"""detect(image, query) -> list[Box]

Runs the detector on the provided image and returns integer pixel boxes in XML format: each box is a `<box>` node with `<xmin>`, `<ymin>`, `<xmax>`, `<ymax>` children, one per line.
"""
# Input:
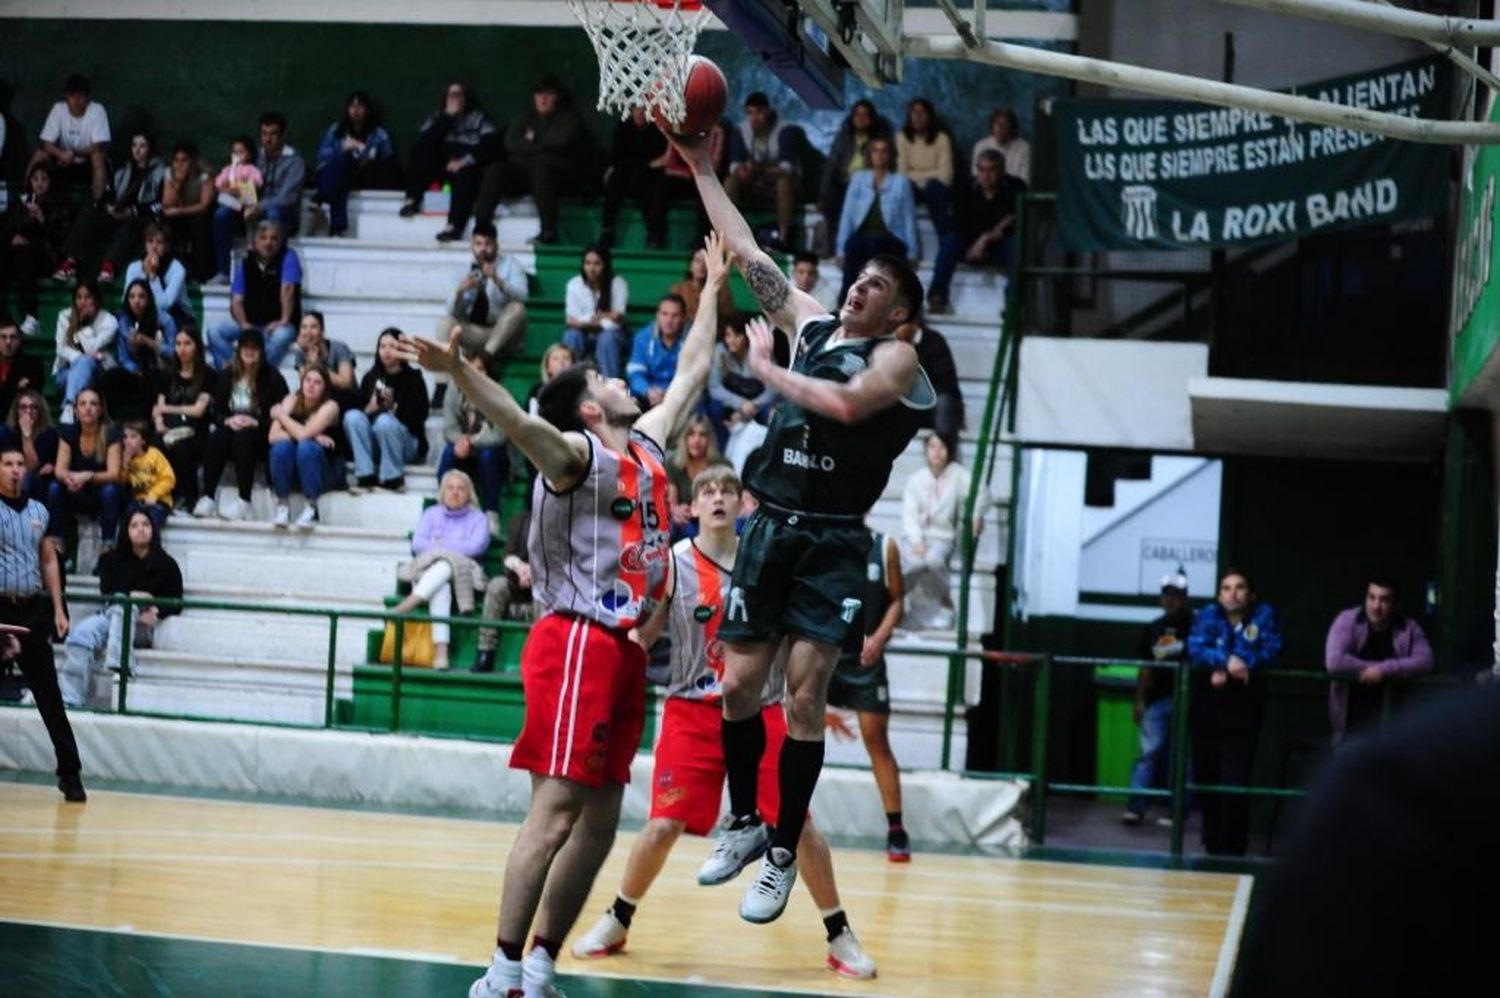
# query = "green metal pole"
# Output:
<box><xmin>116</xmin><ymin>597</ymin><xmax>134</xmax><ymax>714</ymax></box>
<box><xmin>1028</xmin><ymin>654</ymin><xmax>1052</xmax><ymax>844</ymax></box>
<box><xmin>323</xmin><ymin>611</ymin><xmax>339</xmax><ymax>729</ymax></box>
<box><xmin>940</xmin><ymin>651</ymin><xmax>960</xmax><ymax>771</ymax></box>
<box><xmin>1168</xmin><ymin>660</ymin><xmax>1192</xmax><ymax>858</ymax></box>
<box><xmin>390</xmin><ymin>616</ymin><xmax>404</xmax><ymax>733</ymax></box>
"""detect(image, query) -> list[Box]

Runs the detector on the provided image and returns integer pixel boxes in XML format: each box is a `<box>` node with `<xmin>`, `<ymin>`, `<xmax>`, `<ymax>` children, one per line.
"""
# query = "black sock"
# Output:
<box><xmin>531</xmin><ymin>935</ymin><xmax>561</xmax><ymax>960</ymax></box>
<box><xmin>497</xmin><ymin>938</ymin><xmax>523</xmax><ymax>962</ymax></box>
<box><xmin>887</xmin><ymin>811</ymin><xmax>908</xmax><ymax>845</ymax></box>
<box><xmin>611</xmin><ymin>895</ymin><xmax>637</xmax><ymax>929</ymax></box>
<box><xmin>722</xmin><ymin>712</ymin><xmax>767</xmax><ymax>821</ymax></box>
<box><xmin>772</xmin><ymin>736</ymin><xmax>825</xmax><ymax>855</ymax></box>
<box><xmin>886</xmin><ymin>810</ymin><xmax>904</xmax><ymax>831</ymax></box>
<box><xmin>822</xmin><ymin>909</ymin><xmax>850</xmax><ymax>942</ymax></box>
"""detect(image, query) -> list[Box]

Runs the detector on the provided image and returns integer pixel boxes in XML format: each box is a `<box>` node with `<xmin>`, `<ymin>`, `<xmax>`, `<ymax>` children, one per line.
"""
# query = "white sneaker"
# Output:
<box><xmin>739</xmin><ymin>846</ymin><xmax>797</xmax><ymax>924</ymax></box>
<box><xmin>521</xmin><ymin>947</ymin><xmax>565</xmax><ymax>998</ymax></box>
<box><xmin>487</xmin><ymin>510</ymin><xmax>502</xmax><ymax>537</ymax></box>
<box><xmin>59</xmin><ymin>405</ymin><xmax>75</xmax><ymax>425</ymax></box>
<box><xmin>294</xmin><ymin>505</ymin><xmax>318</xmax><ymax>530</ymax></box>
<box><xmin>698</xmin><ymin>815</ymin><xmax>771</xmax><ymax>886</ymax></box>
<box><xmin>272</xmin><ymin>503</ymin><xmax>290</xmax><ymax>528</ymax></box>
<box><xmin>219</xmin><ymin>496</ymin><xmax>247</xmax><ymax>521</ymax></box>
<box><xmin>467</xmin><ymin>948</ymin><xmax>521</xmax><ymax>998</ymax></box>
<box><xmin>571</xmin><ymin>909</ymin><xmax>628</xmax><ymax>959</ymax></box>
<box><xmin>20</xmin><ymin>315</ymin><xmax>38</xmax><ymax>337</ymax></box>
<box><xmin>826</xmin><ymin>926</ymin><xmax>878</xmax><ymax>979</ymax></box>
<box><xmin>191</xmin><ymin>496</ymin><xmax>217</xmax><ymax>519</ymax></box>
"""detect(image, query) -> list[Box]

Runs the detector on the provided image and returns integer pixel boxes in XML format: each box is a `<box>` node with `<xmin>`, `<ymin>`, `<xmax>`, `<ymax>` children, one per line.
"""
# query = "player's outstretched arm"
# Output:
<box><xmin>667</xmin><ymin>132</ymin><xmax>823</xmax><ymax>334</ymax></box>
<box><xmin>637</xmin><ymin>231</ymin><xmax>731</xmax><ymax>446</ymax></box>
<box><xmin>742</xmin><ymin>317</ymin><xmax>918</xmax><ymax>425</ymax></box>
<box><xmin>399</xmin><ymin>328</ymin><xmax>589</xmax><ymax>490</ymax></box>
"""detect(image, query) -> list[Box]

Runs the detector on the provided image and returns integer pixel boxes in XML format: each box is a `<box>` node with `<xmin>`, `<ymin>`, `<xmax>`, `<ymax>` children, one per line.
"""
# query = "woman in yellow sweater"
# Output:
<box><xmin>896</xmin><ymin>97</ymin><xmax>954</xmax><ymax>242</ymax></box>
<box><xmin>121</xmin><ymin>418</ymin><xmax>176</xmax><ymax>532</ymax></box>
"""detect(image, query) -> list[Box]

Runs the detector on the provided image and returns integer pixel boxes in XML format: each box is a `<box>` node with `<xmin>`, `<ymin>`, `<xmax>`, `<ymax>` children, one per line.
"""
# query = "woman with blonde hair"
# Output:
<box><xmin>390</xmin><ymin>468</ymin><xmax>491</xmax><ymax>670</ymax></box>
<box><xmin>268</xmin><ymin>365</ymin><xmax>344</xmax><ymax>529</ymax></box>
<box><xmin>666</xmin><ymin>412</ymin><xmax>729</xmax><ymax>533</ymax></box>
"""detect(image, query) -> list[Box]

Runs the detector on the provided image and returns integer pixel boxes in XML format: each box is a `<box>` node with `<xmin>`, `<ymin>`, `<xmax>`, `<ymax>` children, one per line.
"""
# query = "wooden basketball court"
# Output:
<box><xmin>0</xmin><ymin>780</ymin><xmax>1251</xmax><ymax>995</ymax></box>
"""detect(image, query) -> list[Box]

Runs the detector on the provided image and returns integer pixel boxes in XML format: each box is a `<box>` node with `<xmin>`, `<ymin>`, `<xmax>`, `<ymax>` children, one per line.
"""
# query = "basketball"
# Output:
<box><xmin>657</xmin><ymin>54</ymin><xmax>727</xmax><ymax>136</ymax></box>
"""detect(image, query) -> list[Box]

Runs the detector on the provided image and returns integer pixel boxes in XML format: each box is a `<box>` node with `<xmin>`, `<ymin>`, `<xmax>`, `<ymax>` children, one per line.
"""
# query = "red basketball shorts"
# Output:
<box><xmin>510</xmin><ymin>613</ymin><xmax>647</xmax><ymax>787</ymax></box>
<box><xmin>649</xmin><ymin>698</ymin><xmax>788</xmax><ymax>836</ymax></box>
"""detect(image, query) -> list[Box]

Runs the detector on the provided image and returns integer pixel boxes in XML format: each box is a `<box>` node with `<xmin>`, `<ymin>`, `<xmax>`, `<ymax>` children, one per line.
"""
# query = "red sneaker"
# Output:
<box><xmin>51</xmin><ymin>258</ymin><xmax>77</xmax><ymax>282</ymax></box>
<box><xmin>97</xmin><ymin>260</ymin><xmax>116</xmax><ymax>284</ymax></box>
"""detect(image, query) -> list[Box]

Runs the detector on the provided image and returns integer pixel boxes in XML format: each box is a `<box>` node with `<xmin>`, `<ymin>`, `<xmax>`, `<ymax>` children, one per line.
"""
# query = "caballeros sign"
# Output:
<box><xmin>1056</xmin><ymin>55</ymin><xmax>1449</xmax><ymax>251</ymax></box>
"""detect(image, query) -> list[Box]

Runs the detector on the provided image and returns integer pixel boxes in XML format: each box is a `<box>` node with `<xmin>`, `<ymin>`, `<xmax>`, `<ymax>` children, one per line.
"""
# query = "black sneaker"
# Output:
<box><xmin>398</xmin><ymin>198</ymin><xmax>421</xmax><ymax>218</ymax></box>
<box><xmin>379</xmin><ymin>476</ymin><xmax>406</xmax><ymax>492</ymax></box>
<box><xmin>886</xmin><ymin>827</ymin><xmax>911</xmax><ymax>863</ymax></box>
<box><xmin>354</xmin><ymin>475</ymin><xmax>378</xmax><ymax>491</ymax></box>
<box><xmin>473</xmin><ymin>648</ymin><xmax>496</xmax><ymax>673</ymax></box>
<box><xmin>430</xmin><ymin>383</ymin><xmax>448</xmax><ymax>410</ymax></box>
<box><xmin>435</xmin><ymin>226</ymin><xmax>461</xmax><ymax>242</ymax></box>
<box><xmin>58</xmin><ymin>774</ymin><xmax>87</xmax><ymax>803</ymax></box>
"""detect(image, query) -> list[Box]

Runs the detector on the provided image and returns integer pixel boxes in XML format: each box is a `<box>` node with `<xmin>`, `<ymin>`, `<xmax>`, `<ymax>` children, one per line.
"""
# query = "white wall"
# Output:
<box><xmin>1080</xmin><ymin>457</ymin><xmax>1222</xmax><ymax>597</ymax></box>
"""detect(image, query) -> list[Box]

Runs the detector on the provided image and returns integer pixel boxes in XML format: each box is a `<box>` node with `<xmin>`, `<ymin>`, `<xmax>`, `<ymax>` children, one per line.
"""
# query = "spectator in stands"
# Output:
<box><xmin>390</xmin><ymin>468</ymin><xmax>492</xmax><ymax>671</ymax></box>
<box><xmin>971</xmin><ymin>107</ymin><xmax>1031</xmax><ymax>187</ymax></box>
<box><xmin>49</xmin><ymin>387</ymin><xmax>125</xmax><ymax>563</ymax></box>
<box><xmin>106</xmin><ymin>279</ymin><xmax>171</xmax><ymax>415</ymax></box>
<box><xmin>477</xmin><ymin>75</ymin><xmax>595</xmax><ymax>246</ymax></box>
<box><xmin>1</xmin><ymin>163</ymin><xmax>73</xmax><ymax>335</ymax></box>
<box><xmin>900</xmin><ymin>430</ymin><xmax>971</xmax><ymax>630</ymax></box>
<box><xmin>897</xmin><ymin>97</ymin><xmax>954</xmax><ymax>238</ymax></box>
<box><xmin>212</xmin><ymin>135</ymin><xmax>262</xmax><ymax>224</ymax></box>
<box><xmin>627</xmin><ymin>294</ymin><xmax>688</xmax><ymax>409</ymax></box>
<box><xmin>927</xmin><ymin>149</ymin><xmax>1020</xmax><ymax>316</ymax></box>
<box><xmin>59</xmin><ymin>507</ymin><xmax>182</xmax><ymax>707</ymax></box>
<box><xmin>53</xmin><ymin>280</ymin><xmax>118</xmax><ymax>425</ymax></box>
<box><xmin>30</xmin><ymin>74</ymin><xmax>110</xmax><ymax>203</ymax></box>
<box><xmin>153</xmin><ymin>323</ymin><xmax>212</xmax><ymax>514</ymax></box>
<box><xmin>526</xmin><ymin>342</ymin><xmax>574</xmax><ymax>416</ymax></box>
<box><xmin>896</xmin><ymin>322</ymin><xmax>962</xmax><ymax>439</ymax></box>
<box><xmin>119</xmin><ymin>419</ymin><xmax>174</xmax><ymax>531</ymax></box>
<box><xmin>314</xmin><ymin>90</ymin><xmax>398</xmax><ymax>237</ymax></box>
<box><xmin>0</xmin><ymin>441</ymin><xmax>85</xmax><ymax>802</ymax></box>
<box><xmin>1188</xmin><ymin>568</ymin><xmax>1282</xmax><ymax>856</ymax></box>
<box><xmin>54</xmin><ymin>132</ymin><xmax>165</xmax><ymax>285</ymax></box>
<box><xmin>289</xmin><ymin>311</ymin><xmax>357</xmax><ymax>400</ymax></box>
<box><xmin>668</xmin><ymin>245</ymin><xmax>734</xmax><ymax>322</ymax></box>
<box><xmin>473</xmin><ymin>505</ymin><xmax>533</xmax><ymax>674</ymax></box>
<box><xmin>211</xmin><ymin>112</ymin><xmax>305</xmax><ymax>283</ymax></box>
<box><xmin>725</xmin><ymin>92</ymin><xmax>801</xmax><ymax>252</ymax></box>
<box><xmin>440</xmin><ymin>349</ymin><xmax>508</xmax><ymax>534</ymax></box>
<box><xmin>4</xmin><ymin>388</ymin><xmax>58</xmax><ymax>502</ymax></box>
<box><xmin>665</xmin><ymin>413</ymin><xmax>729</xmax><ymax>536</ymax></box>
<box><xmin>835</xmin><ymin>137</ymin><xmax>918</xmax><ymax>302</ymax></box>
<box><xmin>268</xmin><ymin>365</ymin><xmax>344</xmax><ymax>530</ymax></box>
<box><xmin>562</xmin><ymin>244</ymin><xmax>629</xmax><ymax>379</ymax></box>
<box><xmin>399</xmin><ymin>81</ymin><xmax>499</xmax><ymax>241</ymax></box>
<box><xmin>196</xmin><ymin>328</ymin><xmax>287</xmax><ymax>520</ymax></box>
<box><xmin>0</xmin><ymin>319</ymin><xmax>45</xmax><ymax>420</ymax></box>
<box><xmin>122</xmin><ymin>223</ymin><xmax>191</xmax><ymax>332</ymax></box>
<box><xmin>707</xmin><ymin>311</ymin><xmax>775</xmax><ymax>437</ymax></box>
<box><xmin>820</xmin><ymin>99</ymin><xmax>894</xmax><ymax>256</ymax></box>
<box><xmin>160</xmin><ymin>142</ymin><xmax>215</xmax><ymax>282</ymax></box>
<box><xmin>601</xmin><ymin>106</ymin><xmax>669</xmax><ymax>249</ymax></box>
<box><xmin>790</xmin><ymin>251</ymin><xmax>837</xmax><ymax>313</ymax></box>
<box><xmin>345</xmin><ymin>327</ymin><xmax>428</xmax><ymax>491</ymax></box>
<box><xmin>440</xmin><ymin>222</ymin><xmax>528</xmax><ymax>360</ymax></box>
<box><xmin>207</xmin><ymin>219</ymin><xmax>302</xmax><ymax>368</ymax></box>
<box><xmin>1123</xmin><ymin>569</ymin><xmax>1194</xmax><ymax>826</ymax></box>
<box><xmin>1324</xmin><ymin>577</ymin><xmax>1434</xmax><ymax>744</ymax></box>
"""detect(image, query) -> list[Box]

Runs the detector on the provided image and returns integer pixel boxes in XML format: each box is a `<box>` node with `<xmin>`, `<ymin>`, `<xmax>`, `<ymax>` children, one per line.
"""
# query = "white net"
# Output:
<box><xmin>568</xmin><ymin>0</ymin><xmax>710</xmax><ymax>125</ymax></box>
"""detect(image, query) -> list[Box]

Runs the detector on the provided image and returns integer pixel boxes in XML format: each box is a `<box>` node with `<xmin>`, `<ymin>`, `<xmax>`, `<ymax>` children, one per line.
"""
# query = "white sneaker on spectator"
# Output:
<box><xmin>739</xmin><ymin>846</ymin><xmax>797</xmax><ymax>924</ymax></box>
<box><xmin>698</xmin><ymin>815</ymin><xmax>771</xmax><ymax>886</ymax></box>
<box><xmin>521</xmin><ymin>947</ymin><xmax>564</xmax><ymax>997</ymax></box>
<box><xmin>272</xmin><ymin>504</ymin><xmax>290</xmax><ymax>528</ymax></box>
<box><xmin>205</xmin><ymin>273</ymin><xmax>229</xmax><ymax>287</ymax></box>
<box><xmin>826</xmin><ymin>926</ymin><xmax>877</xmax><ymax>979</ymax></box>
<box><xmin>295</xmin><ymin>505</ymin><xmax>318</xmax><ymax>530</ymax></box>
<box><xmin>60</xmin><ymin>405</ymin><xmax>75</xmax><ymax>425</ymax></box>
<box><xmin>487</xmin><ymin>510</ymin><xmax>502</xmax><ymax>537</ymax></box>
<box><xmin>467</xmin><ymin>948</ymin><xmax>522</xmax><ymax>998</ymax></box>
<box><xmin>20</xmin><ymin>315</ymin><xmax>38</xmax><ymax>337</ymax></box>
<box><xmin>191</xmin><ymin>496</ymin><xmax>217</xmax><ymax>519</ymax></box>
<box><xmin>219</xmin><ymin>496</ymin><xmax>247</xmax><ymax>521</ymax></box>
<box><xmin>571</xmin><ymin>909</ymin><xmax>628</xmax><ymax>959</ymax></box>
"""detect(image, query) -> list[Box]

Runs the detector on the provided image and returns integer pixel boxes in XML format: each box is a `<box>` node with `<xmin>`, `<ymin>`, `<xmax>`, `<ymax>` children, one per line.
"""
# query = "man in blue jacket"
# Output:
<box><xmin>1187</xmin><ymin>568</ymin><xmax>1282</xmax><ymax>856</ymax></box>
<box><xmin>626</xmin><ymin>294</ymin><xmax>687</xmax><ymax>409</ymax></box>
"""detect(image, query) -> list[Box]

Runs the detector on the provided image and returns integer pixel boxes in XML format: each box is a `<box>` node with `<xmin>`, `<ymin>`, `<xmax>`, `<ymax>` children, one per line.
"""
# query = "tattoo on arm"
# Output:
<box><xmin>744</xmin><ymin>259</ymin><xmax>790</xmax><ymax>315</ymax></box>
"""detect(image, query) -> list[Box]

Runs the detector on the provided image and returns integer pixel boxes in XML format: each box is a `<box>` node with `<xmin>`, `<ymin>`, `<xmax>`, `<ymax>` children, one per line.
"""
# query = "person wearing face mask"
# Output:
<box><xmin>53</xmin><ymin>131</ymin><xmax>164</xmax><ymax>286</ymax></box>
<box><xmin>210</xmin><ymin>111</ymin><xmax>305</xmax><ymax>285</ymax></box>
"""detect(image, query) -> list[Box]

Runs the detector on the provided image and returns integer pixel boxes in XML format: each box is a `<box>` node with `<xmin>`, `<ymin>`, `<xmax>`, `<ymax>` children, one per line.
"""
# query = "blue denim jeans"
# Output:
<box><xmin>316</xmin><ymin>151</ymin><xmax>357</xmax><ymax>234</ymax></box>
<box><xmin>270</xmin><ymin>437</ymin><xmax>345</xmax><ymax>501</ymax></box>
<box><xmin>55</xmin><ymin>355</ymin><xmax>101</xmax><ymax>410</ymax></box>
<box><xmin>1126</xmin><ymin>696</ymin><xmax>1174</xmax><ymax>817</ymax></box>
<box><xmin>208</xmin><ymin>320</ymin><xmax>296</xmax><ymax>368</ymax></box>
<box><xmin>344</xmin><ymin>410</ymin><xmax>418</xmax><ymax>482</ymax></box>
<box><xmin>47</xmin><ymin>479</ymin><xmax>125</xmax><ymax>548</ymax></box>
<box><xmin>562</xmin><ymin>325</ymin><xmax>628</xmax><ymax>381</ymax></box>
<box><xmin>437</xmin><ymin>441</ymin><xmax>507</xmax><ymax>512</ymax></box>
<box><xmin>929</xmin><ymin>230</ymin><xmax>1014</xmax><ymax>303</ymax></box>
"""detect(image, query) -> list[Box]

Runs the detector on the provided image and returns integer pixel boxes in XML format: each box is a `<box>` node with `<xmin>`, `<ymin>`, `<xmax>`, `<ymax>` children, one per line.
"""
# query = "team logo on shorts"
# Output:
<box><xmin>840</xmin><ymin>598</ymin><xmax>863</xmax><ymax>623</ymax></box>
<box><xmin>610</xmin><ymin>496</ymin><xmax>636</xmax><ymax>520</ymax></box>
<box><xmin>693</xmin><ymin>604</ymin><xmax>715</xmax><ymax>623</ymax></box>
<box><xmin>599</xmin><ymin>581</ymin><xmax>637</xmax><ymax>615</ymax></box>
<box><xmin>656</xmin><ymin>787</ymin><xmax>686</xmax><ymax>809</ymax></box>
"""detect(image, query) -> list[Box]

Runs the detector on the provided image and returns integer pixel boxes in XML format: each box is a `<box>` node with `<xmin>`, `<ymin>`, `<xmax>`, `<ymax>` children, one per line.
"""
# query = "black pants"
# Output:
<box><xmin>62</xmin><ymin>208</ymin><xmax>146</xmax><ymax>270</ymax></box>
<box><xmin>1190</xmin><ymin>728</ymin><xmax>1259</xmax><ymax>856</ymax></box>
<box><xmin>403</xmin><ymin>130</ymin><xmax>484</xmax><ymax>232</ymax></box>
<box><xmin>476</xmin><ymin>157</ymin><xmax>594</xmax><ymax>238</ymax></box>
<box><xmin>163</xmin><ymin>431</ymin><xmax>208</xmax><ymax>507</ymax></box>
<box><xmin>0</xmin><ymin>594</ymin><xmax>81</xmax><ymax>779</ymax></box>
<box><xmin>602</xmin><ymin>165</ymin><xmax>664</xmax><ymax>245</ymax></box>
<box><xmin>166</xmin><ymin>212</ymin><xmax>216</xmax><ymax>283</ymax></box>
<box><xmin>0</xmin><ymin>238</ymin><xmax>51</xmax><ymax>321</ymax></box>
<box><xmin>202</xmin><ymin>426</ymin><xmax>263</xmax><ymax>502</ymax></box>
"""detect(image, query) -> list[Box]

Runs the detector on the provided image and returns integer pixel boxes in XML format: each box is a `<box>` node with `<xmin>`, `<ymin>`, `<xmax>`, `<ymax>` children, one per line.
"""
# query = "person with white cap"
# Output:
<box><xmin>1122</xmin><ymin>567</ymin><xmax>1193</xmax><ymax>826</ymax></box>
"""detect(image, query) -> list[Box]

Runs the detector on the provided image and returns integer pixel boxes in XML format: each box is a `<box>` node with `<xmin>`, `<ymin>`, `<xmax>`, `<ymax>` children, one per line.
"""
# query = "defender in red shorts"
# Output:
<box><xmin>404</xmin><ymin>235</ymin><xmax>732</xmax><ymax>998</ymax></box>
<box><xmin>571</xmin><ymin>466</ymin><xmax>877</xmax><ymax>980</ymax></box>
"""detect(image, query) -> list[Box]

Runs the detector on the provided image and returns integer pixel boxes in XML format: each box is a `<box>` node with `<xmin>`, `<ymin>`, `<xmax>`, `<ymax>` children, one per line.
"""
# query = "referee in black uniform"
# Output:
<box><xmin>0</xmin><ymin>443</ymin><xmax>84</xmax><ymax>802</ymax></box>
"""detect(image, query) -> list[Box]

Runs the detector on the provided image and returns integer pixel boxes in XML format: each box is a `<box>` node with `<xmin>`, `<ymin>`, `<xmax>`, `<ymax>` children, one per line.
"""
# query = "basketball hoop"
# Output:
<box><xmin>569</xmin><ymin>0</ymin><xmax>709</xmax><ymax>125</ymax></box>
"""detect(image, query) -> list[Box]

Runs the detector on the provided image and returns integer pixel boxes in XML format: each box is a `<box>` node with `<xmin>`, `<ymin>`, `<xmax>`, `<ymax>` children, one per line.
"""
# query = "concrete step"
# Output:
<box><xmin>146</xmin><ymin>605</ymin><xmax>381</xmax><ymax>667</ymax></box>
<box><xmin>201</xmin><ymin>481</ymin><xmax>430</xmax><ymax>529</ymax></box>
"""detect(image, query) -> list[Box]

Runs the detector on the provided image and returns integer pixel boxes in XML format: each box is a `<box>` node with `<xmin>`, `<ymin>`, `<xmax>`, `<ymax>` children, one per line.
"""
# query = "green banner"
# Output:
<box><xmin>1056</xmin><ymin>56</ymin><xmax>1450</xmax><ymax>251</ymax></box>
<box><xmin>1450</xmin><ymin>98</ymin><xmax>1500</xmax><ymax>406</ymax></box>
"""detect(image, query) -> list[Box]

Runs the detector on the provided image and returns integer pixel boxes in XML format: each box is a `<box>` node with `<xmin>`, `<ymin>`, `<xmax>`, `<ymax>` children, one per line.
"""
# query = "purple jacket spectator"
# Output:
<box><xmin>1324</xmin><ymin>607</ymin><xmax>1433</xmax><ymax>741</ymax></box>
<box><xmin>412</xmin><ymin>503</ymin><xmax>490</xmax><ymax>559</ymax></box>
